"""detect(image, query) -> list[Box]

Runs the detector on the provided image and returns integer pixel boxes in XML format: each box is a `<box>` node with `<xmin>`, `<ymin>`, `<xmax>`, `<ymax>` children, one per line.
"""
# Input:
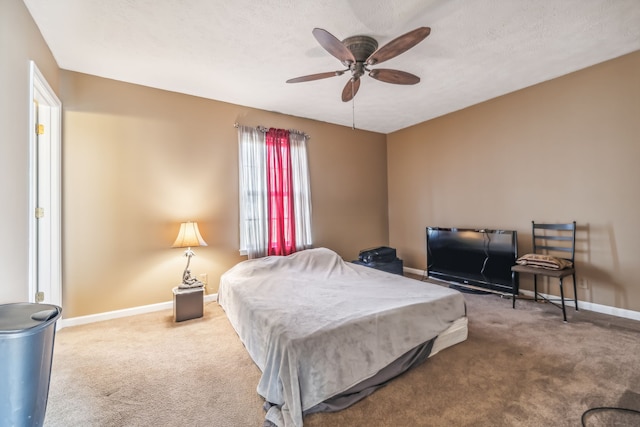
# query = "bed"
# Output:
<box><xmin>218</xmin><ymin>247</ymin><xmax>467</xmax><ymax>427</ymax></box>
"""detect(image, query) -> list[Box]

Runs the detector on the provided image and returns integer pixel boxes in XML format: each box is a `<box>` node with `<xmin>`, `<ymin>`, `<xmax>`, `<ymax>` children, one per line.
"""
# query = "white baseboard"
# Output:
<box><xmin>58</xmin><ymin>293</ymin><xmax>218</xmax><ymax>329</ymax></box>
<box><xmin>60</xmin><ymin>267</ymin><xmax>640</xmax><ymax>328</ymax></box>
<box><xmin>403</xmin><ymin>266</ymin><xmax>640</xmax><ymax>322</ymax></box>
<box><xmin>404</xmin><ymin>266</ymin><xmax>426</xmax><ymax>277</ymax></box>
<box><xmin>517</xmin><ymin>289</ymin><xmax>640</xmax><ymax>321</ymax></box>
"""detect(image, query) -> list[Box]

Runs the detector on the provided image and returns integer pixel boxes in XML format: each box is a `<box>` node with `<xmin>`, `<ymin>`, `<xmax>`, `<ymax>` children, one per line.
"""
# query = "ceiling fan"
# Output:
<box><xmin>287</xmin><ymin>27</ymin><xmax>431</xmax><ymax>102</ymax></box>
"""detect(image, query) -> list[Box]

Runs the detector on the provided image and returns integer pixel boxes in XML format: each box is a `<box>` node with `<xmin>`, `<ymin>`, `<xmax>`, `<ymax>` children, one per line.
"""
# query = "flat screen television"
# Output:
<box><xmin>426</xmin><ymin>227</ymin><xmax>518</xmax><ymax>294</ymax></box>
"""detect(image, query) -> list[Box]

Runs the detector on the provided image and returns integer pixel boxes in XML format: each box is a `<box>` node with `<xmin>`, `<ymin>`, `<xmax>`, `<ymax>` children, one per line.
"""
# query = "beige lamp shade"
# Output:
<box><xmin>172</xmin><ymin>221</ymin><xmax>208</xmax><ymax>248</ymax></box>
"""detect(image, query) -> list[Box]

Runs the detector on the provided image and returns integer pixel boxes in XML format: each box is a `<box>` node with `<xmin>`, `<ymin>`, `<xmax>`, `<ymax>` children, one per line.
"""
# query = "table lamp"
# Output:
<box><xmin>172</xmin><ymin>221</ymin><xmax>207</xmax><ymax>289</ymax></box>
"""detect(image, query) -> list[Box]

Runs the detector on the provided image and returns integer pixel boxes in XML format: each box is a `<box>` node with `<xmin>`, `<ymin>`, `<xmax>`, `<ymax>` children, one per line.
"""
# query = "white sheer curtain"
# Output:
<box><xmin>238</xmin><ymin>126</ymin><xmax>268</xmax><ymax>258</ymax></box>
<box><xmin>289</xmin><ymin>132</ymin><xmax>313</xmax><ymax>251</ymax></box>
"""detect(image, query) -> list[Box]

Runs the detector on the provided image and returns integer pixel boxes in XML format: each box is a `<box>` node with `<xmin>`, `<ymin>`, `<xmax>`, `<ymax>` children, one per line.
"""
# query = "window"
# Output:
<box><xmin>238</xmin><ymin>126</ymin><xmax>312</xmax><ymax>258</ymax></box>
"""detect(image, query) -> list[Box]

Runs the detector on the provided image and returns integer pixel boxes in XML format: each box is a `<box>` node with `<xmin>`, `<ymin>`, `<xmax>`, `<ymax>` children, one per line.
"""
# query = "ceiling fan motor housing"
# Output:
<box><xmin>342</xmin><ymin>35</ymin><xmax>378</xmax><ymax>72</ymax></box>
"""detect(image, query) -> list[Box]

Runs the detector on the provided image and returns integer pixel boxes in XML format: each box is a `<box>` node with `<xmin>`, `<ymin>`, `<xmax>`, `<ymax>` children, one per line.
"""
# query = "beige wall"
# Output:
<box><xmin>60</xmin><ymin>71</ymin><xmax>388</xmax><ymax>317</ymax></box>
<box><xmin>388</xmin><ymin>51</ymin><xmax>640</xmax><ymax>312</ymax></box>
<box><xmin>0</xmin><ymin>0</ymin><xmax>60</xmax><ymax>303</ymax></box>
<box><xmin>5</xmin><ymin>0</ymin><xmax>639</xmax><ymax>317</ymax></box>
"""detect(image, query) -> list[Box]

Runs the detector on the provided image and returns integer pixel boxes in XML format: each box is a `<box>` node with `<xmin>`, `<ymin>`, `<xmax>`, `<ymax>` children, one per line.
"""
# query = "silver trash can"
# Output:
<box><xmin>0</xmin><ymin>303</ymin><xmax>62</xmax><ymax>427</ymax></box>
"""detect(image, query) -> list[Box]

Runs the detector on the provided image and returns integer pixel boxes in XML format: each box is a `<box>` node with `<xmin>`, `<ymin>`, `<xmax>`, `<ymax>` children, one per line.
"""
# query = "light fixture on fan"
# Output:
<box><xmin>172</xmin><ymin>221</ymin><xmax>207</xmax><ymax>289</ymax></box>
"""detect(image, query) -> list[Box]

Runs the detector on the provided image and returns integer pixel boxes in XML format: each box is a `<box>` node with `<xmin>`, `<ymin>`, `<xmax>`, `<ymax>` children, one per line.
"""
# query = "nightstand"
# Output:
<box><xmin>172</xmin><ymin>286</ymin><xmax>204</xmax><ymax>322</ymax></box>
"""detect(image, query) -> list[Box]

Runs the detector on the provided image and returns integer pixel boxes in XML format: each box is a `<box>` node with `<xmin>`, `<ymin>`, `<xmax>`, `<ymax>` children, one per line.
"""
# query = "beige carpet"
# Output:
<box><xmin>43</xmin><ymin>288</ymin><xmax>640</xmax><ymax>427</ymax></box>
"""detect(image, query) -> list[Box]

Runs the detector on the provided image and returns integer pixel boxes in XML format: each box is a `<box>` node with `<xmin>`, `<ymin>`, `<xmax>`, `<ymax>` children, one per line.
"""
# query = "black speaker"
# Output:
<box><xmin>358</xmin><ymin>246</ymin><xmax>397</xmax><ymax>264</ymax></box>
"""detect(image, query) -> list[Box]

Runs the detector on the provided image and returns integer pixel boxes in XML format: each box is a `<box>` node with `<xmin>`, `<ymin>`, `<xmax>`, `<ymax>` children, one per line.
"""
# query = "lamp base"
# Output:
<box><xmin>178</xmin><ymin>280</ymin><xmax>204</xmax><ymax>290</ymax></box>
<box><xmin>180</xmin><ymin>265</ymin><xmax>203</xmax><ymax>289</ymax></box>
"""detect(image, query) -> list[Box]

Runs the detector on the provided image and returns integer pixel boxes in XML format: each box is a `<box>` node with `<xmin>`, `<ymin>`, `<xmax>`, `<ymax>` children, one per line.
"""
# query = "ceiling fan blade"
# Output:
<box><xmin>341</xmin><ymin>77</ymin><xmax>361</xmax><ymax>102</ymax></box>
<box><xmin>369</xmin><ymin>69</ymin><xmax>420</xmax><ymax>85</ymax></box>
<box><xmin>366</xmin><ymin>27</ymin><xmax>431</xmax><ymax>66</ymax></box>
<box><xmin>313</xmin><ymin>28</ymin><xmax>356</xmax><ymax>65</ymax></box>
<box><xmin>286</xmin><ymin>70</ymin><xmax>346</xmax><ymax>83</ymax></box>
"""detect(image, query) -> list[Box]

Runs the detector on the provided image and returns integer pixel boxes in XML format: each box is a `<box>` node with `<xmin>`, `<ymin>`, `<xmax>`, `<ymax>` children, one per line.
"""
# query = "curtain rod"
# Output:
<box><xmin>234</xmin><ymin>122</ymin><xmax>310</xmax><ymax>140</ymax></box>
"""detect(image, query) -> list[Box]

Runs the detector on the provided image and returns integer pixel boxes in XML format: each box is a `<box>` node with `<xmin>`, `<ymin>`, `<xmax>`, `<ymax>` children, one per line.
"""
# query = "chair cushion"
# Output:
<box><xmin>515</xmin><ymin>253</ymin><xmax>573</xmax><ymax>270</ymax></box>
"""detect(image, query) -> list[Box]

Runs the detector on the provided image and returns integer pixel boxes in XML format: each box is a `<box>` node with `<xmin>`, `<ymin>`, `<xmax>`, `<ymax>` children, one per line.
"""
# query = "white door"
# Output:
<box><xmin>29</xmin><ymin>61</ymin><xmax>62</xmax><ymax>308</ymax></box>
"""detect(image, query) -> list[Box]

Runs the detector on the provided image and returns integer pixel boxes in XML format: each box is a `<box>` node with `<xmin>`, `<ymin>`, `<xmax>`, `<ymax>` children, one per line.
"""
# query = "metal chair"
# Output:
<box><xmin>511</xmin><ymin>221</ymin><xmax>577</xmax><ymax>321</ymax></box>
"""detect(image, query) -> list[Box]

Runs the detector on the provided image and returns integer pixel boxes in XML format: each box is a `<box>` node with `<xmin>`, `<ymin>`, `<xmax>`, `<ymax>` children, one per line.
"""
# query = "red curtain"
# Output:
<box><xmin>266</xmin><ymin>128</ymin><xmax>296</xmax><ymax>256</ymax></box>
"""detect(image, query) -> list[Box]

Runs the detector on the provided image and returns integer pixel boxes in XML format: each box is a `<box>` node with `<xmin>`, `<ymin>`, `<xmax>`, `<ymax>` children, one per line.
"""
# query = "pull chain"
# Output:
<box><xmin>351</xmin><ymin>79</ymin><xmax>356</xmax><ymax>130</ymax></box>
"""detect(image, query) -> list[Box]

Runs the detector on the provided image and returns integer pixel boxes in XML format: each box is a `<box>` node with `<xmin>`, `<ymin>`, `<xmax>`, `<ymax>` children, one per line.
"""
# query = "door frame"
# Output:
<box><xmin>29</xmin><ymin>61</ymin><xmax>62</xmax><ymax>308</ymax></box>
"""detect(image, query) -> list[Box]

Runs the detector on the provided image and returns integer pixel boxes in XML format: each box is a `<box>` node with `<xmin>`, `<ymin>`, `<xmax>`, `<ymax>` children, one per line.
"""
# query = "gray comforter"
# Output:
<box><xmin>218</xmin><ymin>247</ymin><xmax>466</xmax><ymax>427</ymax></box>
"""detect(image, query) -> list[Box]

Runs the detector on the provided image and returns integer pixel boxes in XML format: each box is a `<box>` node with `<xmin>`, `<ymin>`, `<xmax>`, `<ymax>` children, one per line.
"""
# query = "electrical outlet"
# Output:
<box><xmin>199</xmin><ymin>273</ymin><xmax>208</xmax><ymax>285</ymax></box>
<box><xmin>579</xmin><ymin>278</ymin><xmax>588</xmax><ymax>289</ymax></box>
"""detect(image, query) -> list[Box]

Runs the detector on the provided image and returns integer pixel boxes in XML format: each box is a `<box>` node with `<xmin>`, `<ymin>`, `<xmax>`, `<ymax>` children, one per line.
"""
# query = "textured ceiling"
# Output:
<box><xmin>23</xmin><ymin>0</ymin><xmax>640</xmax><ymax>134</ymax></box>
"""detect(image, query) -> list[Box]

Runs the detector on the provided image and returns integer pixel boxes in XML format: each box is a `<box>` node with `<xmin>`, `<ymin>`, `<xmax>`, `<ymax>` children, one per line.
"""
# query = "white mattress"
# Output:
<box><xmin>429</xmin><ymin>316</ymin><xmax>468</xmax><ymax>357</ymax></box>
